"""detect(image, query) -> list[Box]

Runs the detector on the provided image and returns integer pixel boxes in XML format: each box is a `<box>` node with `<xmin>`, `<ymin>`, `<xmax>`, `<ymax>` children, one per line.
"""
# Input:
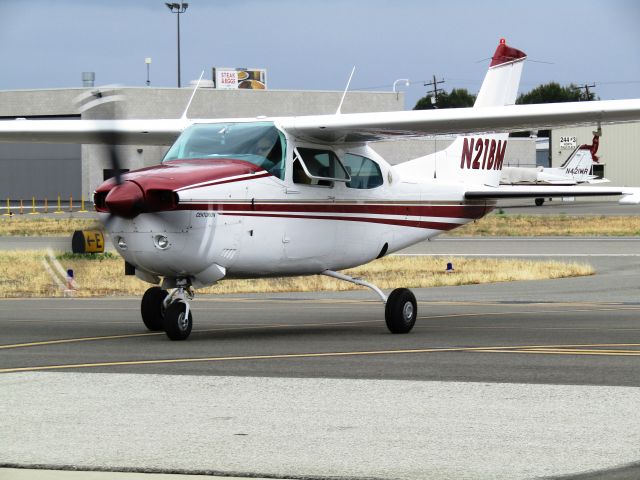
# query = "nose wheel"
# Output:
<box><xmin>162</xmin><ymin>280</ymin><xmax>195</xmax><ymax>341</ymax></box>
<box><xmin>140</xmin><ymin>280</ymin><xmax>195</xmax><ymax>340</ymax></box>
<box><xmin>164</xmin><ymin>301</ymin><xmax>193</xmax><ymax>341</ymax></box>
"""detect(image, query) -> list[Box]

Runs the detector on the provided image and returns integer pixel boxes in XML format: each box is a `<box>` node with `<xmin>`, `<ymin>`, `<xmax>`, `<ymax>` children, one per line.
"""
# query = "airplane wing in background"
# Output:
<box><xmin>465</xmin><ymin>185</ymin><xmax>640</xmax><ymax>204</ymax></box>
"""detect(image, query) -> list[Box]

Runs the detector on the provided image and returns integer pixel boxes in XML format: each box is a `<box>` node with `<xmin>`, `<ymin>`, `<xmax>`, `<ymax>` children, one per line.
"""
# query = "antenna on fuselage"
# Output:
<box><xmin>336</xmin><ymin>66</ymin><xmax>356</xmax><ymax>115</ymax></box>
<box><xmin>181</xmin><ymin>70</ymin><xmax>205</xmax><ymax>121</ymax></box>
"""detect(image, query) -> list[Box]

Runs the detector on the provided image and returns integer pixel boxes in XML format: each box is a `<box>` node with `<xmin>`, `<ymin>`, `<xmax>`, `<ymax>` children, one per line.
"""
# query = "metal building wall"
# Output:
<box><xmin>0</xmin><ymin>141</ymin><xmax>81</xmax><ymax>200</ymax></box>
<box><xmin>551</xmin><ymin>122</ymin><xmax>640</xmax><ymax>188</ymax></box>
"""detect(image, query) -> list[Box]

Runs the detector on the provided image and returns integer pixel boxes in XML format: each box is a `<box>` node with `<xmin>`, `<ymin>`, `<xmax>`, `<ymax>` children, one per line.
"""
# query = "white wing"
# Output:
<box><xmin>280</xmin><ymin>99</ymin><xmax>640</xmax><ymax>143</ymax></box>
<box><xmin>0</xmin><ymin>98</ymin><xmax>639</xmax><ymax>146</ymax></box>
<box><xmin>0</xmin><ymin>118</ymin><xmax>189</xmax><ymax>145</ymax></box>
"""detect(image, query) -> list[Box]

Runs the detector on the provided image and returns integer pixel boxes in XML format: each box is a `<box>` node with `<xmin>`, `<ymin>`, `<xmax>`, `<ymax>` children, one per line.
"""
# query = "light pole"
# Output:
<box><xmin>145</xmin><ymin>57</ymin><xmax>152</xmax><ymax>86</ymax></box>
<box><xmin>393</xmin><ymin>78</ymin><xmax>410</xmax><ymax>100</ymax></box>
<box><xmin>165</xmin><ymin>2</ymin><xmax>188</xmax><ymax>88</ymax></box>
<box><xmin>393</xmin><ymin>78</ymin><xmax>410</xmax><ymax>93</ymax></box>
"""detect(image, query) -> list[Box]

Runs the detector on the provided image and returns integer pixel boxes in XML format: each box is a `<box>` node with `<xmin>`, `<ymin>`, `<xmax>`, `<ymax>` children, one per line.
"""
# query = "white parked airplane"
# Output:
<box><xmin>502</xmin><ymin>139</ymin><xmax>606</xmax><ymax>186</ymax></box>
<box><xmin>2</xmin><ymin>39</ymin><xmax>640</xmax><ymax>340</ymax></box>
<box><xmin>501</xmin><ymin>134</ymin><xmax>608</xmax><ymax>205</ymax></box>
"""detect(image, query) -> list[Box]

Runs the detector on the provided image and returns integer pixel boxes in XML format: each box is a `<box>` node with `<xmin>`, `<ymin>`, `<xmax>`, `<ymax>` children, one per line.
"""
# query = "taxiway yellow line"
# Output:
<box><xmin>4</xmin><ymin>302</ymin><xmax>640</xmax><ymax>350</ymax></box>
<box><xmin>0</xmin><ymin>346</ymin><xmax>493</xmax><ymax>373</ymax></box>
<box><xmin>0</xmin><ymin>319</ymin><xmax>380</xmax><ymax>350</ymax></box>
<box><xmin>3</xmin><ymin>343</ymin><xmax>640</xmax><ymax>374</ymax></box>
<box><xmin>481</xmin><ymin>348</ymin><xmax>640</xmax><ymax>357</ymax></box>
<box><xmin>0</xmin><ymin>331</ymin><xmax>164</xmax><ymax>349</ymax></box>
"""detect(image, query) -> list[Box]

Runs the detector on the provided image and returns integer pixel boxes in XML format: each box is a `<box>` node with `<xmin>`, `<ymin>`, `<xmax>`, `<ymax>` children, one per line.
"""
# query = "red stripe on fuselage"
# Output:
<box><xmin>222</xmin><ymin>212</ymin><xmax>460</xmax><ymax>231</ymax></box>
<box><xmin>178</xmin><ymin>202</ymin><xmax>489</xmax><ymax>219</ymax></box>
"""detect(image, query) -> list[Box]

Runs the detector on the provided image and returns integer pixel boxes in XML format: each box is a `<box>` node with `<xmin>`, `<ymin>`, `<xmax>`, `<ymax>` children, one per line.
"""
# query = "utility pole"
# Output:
<box><xmin>424</xmin><ymin>75</ymin><xmax>445</xmax><ymax>107</ymax></box>
<box><xmin>574</xmin><ymin>83</ymin><xmax>596</xmax><ymax>101</ymax></box>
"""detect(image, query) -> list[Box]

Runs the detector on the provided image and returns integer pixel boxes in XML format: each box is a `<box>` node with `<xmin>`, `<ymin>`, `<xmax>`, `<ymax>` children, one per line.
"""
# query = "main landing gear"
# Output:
<box><xmin>141</xmin><ymin>278</ymin><xmax>194</xmax><ymax>341</ymax></box>
<box><xmin>141</xmin><ymin>273</ymin><xmax>418</xmax><ymax>340</ymax></box>
<box><xmin>322</xmin><ymin>270</ymin><xmax>417</xmax><ymax>334</ymax></box>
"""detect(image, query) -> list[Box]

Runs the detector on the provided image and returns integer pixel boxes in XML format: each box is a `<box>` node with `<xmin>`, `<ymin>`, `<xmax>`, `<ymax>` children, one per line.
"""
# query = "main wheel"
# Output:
<box><xmin>385</xmin><ymin>288</ymin><xmax>417</xmax><ymax>334</ymax></box>
<box><xmin>141</xmin><ymin>287</ymin><xmax>168</xmax><ymax>331</ymax></box>
<box><xmin>164</xmin><ymin>301</ymin><xmax>193</xmax><ymax>341</ymax></box>
<box><xmin>535</xmin><ymin>198</ymin><xmax>545</xmax><ymax>206</ymax></box>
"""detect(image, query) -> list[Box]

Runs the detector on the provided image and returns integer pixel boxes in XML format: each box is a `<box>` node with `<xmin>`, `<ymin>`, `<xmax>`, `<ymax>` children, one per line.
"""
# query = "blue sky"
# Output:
<box><xmin>2</xmin><ymin>0</ymin><xmax>639</xmax><ymax>109</ymax></box>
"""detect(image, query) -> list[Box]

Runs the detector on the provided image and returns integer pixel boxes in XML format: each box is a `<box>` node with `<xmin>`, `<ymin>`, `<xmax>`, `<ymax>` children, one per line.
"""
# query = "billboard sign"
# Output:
<box><xmin>213</xmin><ymin>68</ymin><xmax>267</xmax><ymax>90</ymax></box>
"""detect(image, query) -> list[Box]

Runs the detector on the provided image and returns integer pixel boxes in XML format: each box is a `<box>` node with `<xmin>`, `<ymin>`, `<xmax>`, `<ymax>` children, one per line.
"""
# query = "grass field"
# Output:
<box><xmin>449</xmin><ymin>213</ymin><xmax>640</xmax><ymax>236</ymax></box>
<box><xmin>0</xmin><ymin>251</ymin><xmax>594</xmax><ymax>298</ymax></box>
<box><xmin>1</xmin><ymin>214</ymin><xmax>639</xmax><ymax>237</ymax></box>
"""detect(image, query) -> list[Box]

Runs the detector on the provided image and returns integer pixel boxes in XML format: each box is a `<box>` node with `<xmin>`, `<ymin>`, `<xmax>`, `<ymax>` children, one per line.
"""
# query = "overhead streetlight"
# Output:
<box><xmin>393</xmin><ymin>78</ymin><xmax>410</xmax><ymax>101</ymax></box>
<box><xmin>165</xmin><ymin>2</ymin><xmax>189</xmax><ymax>88</ymax></box>
<box><xmin>393</xmin><ymin>78</ymin><xmax>410</xmax><ymax>93</ymax></box>
<box><xmin>145</xmin><ymin>57</ymin><xmax>152</xmax><ymax>86</ymax></box>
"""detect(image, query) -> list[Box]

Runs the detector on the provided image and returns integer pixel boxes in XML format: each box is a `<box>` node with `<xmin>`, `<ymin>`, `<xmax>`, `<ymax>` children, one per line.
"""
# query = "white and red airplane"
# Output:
<box><xmin>2</xmin><ymin>39</ymin><xmax>640</xmax><ymax>340</ymax></box>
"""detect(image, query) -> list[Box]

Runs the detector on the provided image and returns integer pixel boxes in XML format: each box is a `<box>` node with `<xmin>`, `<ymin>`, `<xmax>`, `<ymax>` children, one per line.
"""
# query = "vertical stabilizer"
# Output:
<box><xmin>396</xmin><ymin>39</ymin><xmax>527</xmax><ymax>187</ymax></box>
<box><xmin>474</xmin><ymin>39</ymin><xmax>527</xmax><ymax>108</ymax></box>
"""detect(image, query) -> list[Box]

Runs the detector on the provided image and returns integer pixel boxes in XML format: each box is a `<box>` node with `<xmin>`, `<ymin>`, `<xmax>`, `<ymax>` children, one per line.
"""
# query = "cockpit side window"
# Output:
<box><xmin>292</xmin><ymin>147</ymin><xmax>350</xmax><ymax>187</ymax></box>
<box><xmin>343</xmin><ymin>154</ymin><xmax>383</xmax><ymax>189</ymax></box>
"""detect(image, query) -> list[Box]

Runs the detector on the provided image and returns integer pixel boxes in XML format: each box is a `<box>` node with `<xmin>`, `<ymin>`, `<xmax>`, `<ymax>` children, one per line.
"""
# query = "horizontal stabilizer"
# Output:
<box><xmin>465</xmin><ymin>185</ymin><xmax>640</xmax><ymax>204</ymax></box>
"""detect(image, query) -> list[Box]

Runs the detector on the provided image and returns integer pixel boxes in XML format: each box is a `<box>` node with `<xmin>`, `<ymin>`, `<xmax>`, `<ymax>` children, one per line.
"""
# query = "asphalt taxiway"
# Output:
<box><xmin>3</xmin><ymin>276</ymin><xmax>640</xmax><ymax>478</ymax></box>
<box><xmin>3</xmin><ymin>216</ymin><xmax>640</xmax><ymax>478</ymax></box>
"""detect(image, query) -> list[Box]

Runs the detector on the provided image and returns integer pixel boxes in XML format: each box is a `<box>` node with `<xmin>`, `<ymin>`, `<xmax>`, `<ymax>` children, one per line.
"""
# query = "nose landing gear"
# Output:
<box><xmin>164</xmin><ymin>300</ymin><xmax>193</xmax><ymax>341</ymax></box>
<box><xmin>140</xmin><ymin>279</ymin><xmax>194</xmax><ymax>340</ymax></box>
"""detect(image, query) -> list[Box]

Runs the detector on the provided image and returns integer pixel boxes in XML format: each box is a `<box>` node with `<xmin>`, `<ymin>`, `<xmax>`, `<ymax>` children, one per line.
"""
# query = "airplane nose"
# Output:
<box><xmin>104</xmin><ymin>181</ymin><xmax>145</xmax><ymax>218</ymax></box>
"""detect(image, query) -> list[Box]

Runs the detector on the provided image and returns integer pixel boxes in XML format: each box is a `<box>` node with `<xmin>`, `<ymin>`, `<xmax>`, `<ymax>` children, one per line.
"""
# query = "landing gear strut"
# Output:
<box><xmin>162</xmin><ymin>279</ymin><xmax>194</xmax><ymax>341</ymax></box>
<box><xmin>322</xmin><ymin>270</ymin><xmax>417</xmax><ymax>334</ymax></box>
<box><xmin>141</xmin><ymin>280</ymin><xmax>194</xmax><ymax>340</ymax></box>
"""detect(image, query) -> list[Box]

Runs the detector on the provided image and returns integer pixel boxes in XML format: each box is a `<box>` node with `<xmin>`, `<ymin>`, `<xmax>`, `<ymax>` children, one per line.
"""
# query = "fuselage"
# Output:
<box><xmin>95</xmin><ymin>120</ymin><xmax>492</xmax><ymax>288</ymax></box>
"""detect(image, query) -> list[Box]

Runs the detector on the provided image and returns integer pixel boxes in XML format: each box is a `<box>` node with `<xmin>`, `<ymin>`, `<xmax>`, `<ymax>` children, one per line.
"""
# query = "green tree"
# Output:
<box><xmin>516</xmin><ymin>82</ymin><xmax>596</xmax><ymax>104</ymax></box>
<box><xmin>413</xmin><ymin>88</ymin><xmax>476</xmax><ymax>110</ymax></box>
<box><xmin>513</xmin><ymin>82</ymin><xmax>597</xmax><ymax>137</ymax></box>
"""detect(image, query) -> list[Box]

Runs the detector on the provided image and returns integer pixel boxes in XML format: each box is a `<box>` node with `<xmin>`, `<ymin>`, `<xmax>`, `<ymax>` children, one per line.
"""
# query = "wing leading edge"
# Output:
<box><xmin>0</xmin><ymin>118</ymin><xmax>189</xmax><ymax>145</ymax></box>
<box><xmin>281</xmin><ymin>99</ymin><xmax>640</xmax><ymax>143</ymax></box>
<box><xmin>1</xmin><ymin>99</ymin><xmax>639</xmax><ymax>146</ymax></box>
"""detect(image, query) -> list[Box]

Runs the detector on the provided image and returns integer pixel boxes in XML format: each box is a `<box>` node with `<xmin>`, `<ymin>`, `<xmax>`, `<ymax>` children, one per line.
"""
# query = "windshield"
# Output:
<box><xmin>163</xmin><ymin>122</ymin><xmax>286</xmax><ymax>179</ymax></box>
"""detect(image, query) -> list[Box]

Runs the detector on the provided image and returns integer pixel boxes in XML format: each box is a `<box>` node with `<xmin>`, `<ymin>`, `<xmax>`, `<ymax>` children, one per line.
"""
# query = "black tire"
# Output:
<box><xmin>535</xmin><ymin>198</ymin><xmax>545</xmax><ymax>206</ymax></box>
<box><xmin>141</xmin><ymin>287</ymin><xmax>168</xmax><ymax>331</ymax></box>
<box><xmin>385</xmin><ymin>288</ymin><xmax>417</xmax><ymax>334</ymax></box>
<box><xmin>164</xmin><ymin>301</ymin><xmax>193</xmax><ymax>341</ymax></box>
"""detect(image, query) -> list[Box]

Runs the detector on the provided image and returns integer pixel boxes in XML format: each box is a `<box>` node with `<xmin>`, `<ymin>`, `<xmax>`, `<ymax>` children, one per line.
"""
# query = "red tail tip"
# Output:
<box><xmin>490</xmin><ymin>41</ymin><xmax>527</xmax><ymax>67</ymax></box>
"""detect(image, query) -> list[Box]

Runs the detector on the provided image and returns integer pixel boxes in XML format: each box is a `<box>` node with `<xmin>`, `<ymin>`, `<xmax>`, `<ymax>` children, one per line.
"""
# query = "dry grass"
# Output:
<box><xmin>0</xmin><ymin>251</ymin><xmax>594</xmax><ymax>298</ymax></box>
<box><xmin>0</xmin><ymin>217</ymin><xmax>97</xmax><ymax>236</ymax></box>
<box><xmin>2</xmin><ymin>214</ymin><xmax>640</xmax><ymax>237</ymax></box>
<box><xmin>449</xmin><ymin>214</ymin><xmax>640</xmax><ymax>237</ymax></box>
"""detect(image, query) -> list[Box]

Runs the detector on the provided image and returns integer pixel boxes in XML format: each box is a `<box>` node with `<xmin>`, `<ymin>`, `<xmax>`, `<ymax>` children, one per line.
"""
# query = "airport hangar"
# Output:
<box><xmin>0</xmin><ymin>85</ymin><xmax>638</xmax><ymax>203</ymax></box>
